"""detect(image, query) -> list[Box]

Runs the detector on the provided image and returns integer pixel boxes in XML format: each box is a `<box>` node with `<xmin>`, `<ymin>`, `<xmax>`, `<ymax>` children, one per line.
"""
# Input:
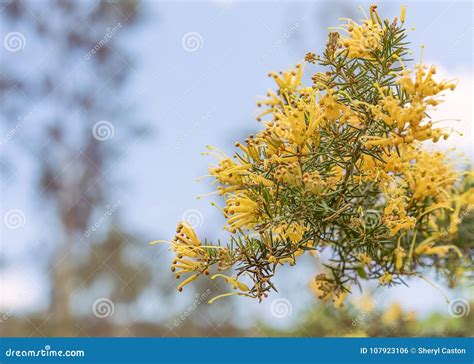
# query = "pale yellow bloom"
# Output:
<box><xmin>382</xmin><ymin>303</ymin><xmax>402</xmax><ymax>325</ymax></box>
<box><xmin>211</xmin><ymin>274</ymin><xmax>250</xmax><ymax>292</ymax></box>
<box><xmin>338</xmin><ymin>18</ymin><xmax>384</xmax><ymax>59</ymax></box>
<box><xmin>379</xmin><ymin>272</ymin><xmax>393</xmax><ymax>285</ymax></box>
<box><xmin>400</xmin><ymin>5</ymin><xmax>407</xmax><ymax>23</ymax></box>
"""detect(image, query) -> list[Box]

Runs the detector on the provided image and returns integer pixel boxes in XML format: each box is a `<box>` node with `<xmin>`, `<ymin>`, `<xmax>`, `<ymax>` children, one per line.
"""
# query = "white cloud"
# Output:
<box><xmin>425</xmin><ymin>63</ymin><xmax>473</xmax><ymax>160</ymax></box>
<box><xmin>0</xmin><ymin>268</ymin><xmax>43</xmax><ymax>311</ymax></box>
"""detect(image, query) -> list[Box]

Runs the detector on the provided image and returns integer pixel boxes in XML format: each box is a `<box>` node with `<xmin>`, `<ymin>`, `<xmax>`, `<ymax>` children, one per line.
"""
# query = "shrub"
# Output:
<box><xmin>153</xmin><ymin>5</ymin><xmax>473</xmax><ymax>305</ymax></box>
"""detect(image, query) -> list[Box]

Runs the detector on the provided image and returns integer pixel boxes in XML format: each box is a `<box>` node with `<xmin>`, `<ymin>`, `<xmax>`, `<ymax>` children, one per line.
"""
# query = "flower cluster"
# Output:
<box><xmin>154</xmin><ymin>5</ymin><xmax>473</xmax><ymax>304</ymax></box>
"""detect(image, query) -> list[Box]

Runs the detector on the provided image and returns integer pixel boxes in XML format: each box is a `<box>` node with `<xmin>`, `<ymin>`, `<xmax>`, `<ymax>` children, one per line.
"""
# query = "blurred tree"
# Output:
<box><xmin>0</xmin><ymin>0</ymin><xmax>148</xmax><ymax>335</ymax></box>
<box><xmin>264</xmin><ymin>298</ymin><xmax>474</xmax><ymax>337</ymax></box>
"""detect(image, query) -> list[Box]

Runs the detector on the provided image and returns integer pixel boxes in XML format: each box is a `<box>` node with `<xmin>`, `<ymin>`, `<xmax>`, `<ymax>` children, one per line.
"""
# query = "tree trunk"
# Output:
<box><xmin>51</xmin><ymin>238</ymin><xmax>73</xmax><ymax>336</ymax></box>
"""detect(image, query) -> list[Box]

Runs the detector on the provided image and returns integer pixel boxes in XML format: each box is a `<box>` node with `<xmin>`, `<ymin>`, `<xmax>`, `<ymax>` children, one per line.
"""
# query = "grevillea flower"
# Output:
<box><xmin>337</xmin><ymin>6</ymin><xmax>385</xmax><ymax>59</ymax></box>
<box><xmin>154</xmin><ymin>5</ymin><xmax>472</xmax><ymax>305</ymax></box>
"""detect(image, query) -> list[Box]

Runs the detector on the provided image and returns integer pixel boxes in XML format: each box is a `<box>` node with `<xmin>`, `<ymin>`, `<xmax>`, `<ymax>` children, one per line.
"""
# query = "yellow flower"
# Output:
<box><xmin>398</xmin><ymin>64</ymin><xmax>456</xmax><ymax>101</ymax></box>
<box><xmin>415</xmin><ymin>239</ymin><xmax>463</xmax><ymax>258</ymax></box>
<box><xmin>358</xmin><ymin>154</ymin><xmax>383</xmax><ymax>182</ymax></box>
<box><xmin>267</xmin><ymin>63</ymin><xmax>303</xmax><ymax>92</ymax></box>
<box><xmin>357</xmin><ymin>253</ymin><xmax>372</xmax><ymax>266</ymax></box>
<box><xmin>268</xmin><ymin>255</ymin><xmax>277</xmax><ymax>263</ymax></box>
<box><xmin>405</xmin><ymin>151</ymin><xmax>458</xmax><ymax>203</ymax></box>
<box><xmin>338</xmin><ymin>14</ymin><xmax>384</xmax><ymax>59</ymax></box>
<box><xmin>371</xmin><ymin>93</ymin><xmax>425</xmax><ymax>131</ymax></box>
<box><xmin>177</xmin><ymin>273</ymin><xmax>199</xmax><ymax>292</ymax></box>
<box><xmin>353</xmin><ymin>294</ymin><xmax>375</xmax><ymax>312</ymax></box>
<box><xmin>311</xmin><ymin>72</ymin><xmax>331</xmax><ymax>89</ymax></box>
<box><xmin>309</xmin><ymin>274</ymin><xmax>334</xmax><ymax>300</ymax></box>
<box><xmin>273</xmin><ymin>161</ymin><xmax>302</xmax><ymax>186</ymax></box>
<box><xmin>382</xmin><ymin>303</ymin><xmax>401</xmax><ymax>325</ymax></box>
<box><xmin>320</xmin><ymin>90</ymin><xmax>349</xmax><ymax>124</ymax></box>
<box><xmin>383</xmin><ymin>198</ymin><xmax>416</xmax><ymax>236</ymax></box>
<box><xmin>333</xmin><ymin>290</ymin><xmax>348</xmax><ymax>308</ymax></box>
<box><xmin>305</xmin><ymin>52</ymin><xmax>318</xmax><ymax>64</ymax></box>
<box><xmin>394</xmin><ymin>247</ymin><xmax>406</xmax><ymax>271</ymax></box>
<box><xmin>379</xmin><ymin>272</ymin><xmax>393</xmax><ymax>285</ymax></box>
<box><xmin>155</xmin><ymin>5</ymin><xmax>467</xmax><ymax>303</ymax></box>
<box><xmin>326</xmin><ymin>165</ymin><xmax>345</xmax><ymax>189</ymax></box>
<box><xmin>303</xmin><ymin>171</ymin><xmax>326</xmax><ymax>194</ymax></box>
<box><xmin>211</xmin><ymin>274</ymin><xmax>250</xmax><ymax>292</ymax></box>
<box><xmin>235</xmin><ymin>137</ymin><xmax>263</xmax><ymax>164</ymax></box>
<box><xmin>400</xmin><ymin>5</ymin><xmax>407</xmax><ymax>23</ymax></box>
<box><xmin>310</xmin><ymin>274</ymin><xmax>349</xmax><ymax>307</ymax></box>
<box><xmin>209</xmin><ymin>157</ymin><xmax>250</xmax><ymax>187</ymax></box>
<box><xmin>404</xmin><ymin>311</ymin><xmax>417</xmax><ymax>323</ymax></box>
<box><xmin>167</xmin><ymin>222</ymin><xmax>212</xmax><ymax>291</ymax></box>
<box><xmin>272</xmin><ymin>221</ymin><xmax>307</xmax><ymax>245</ymax></box>
<box><xmin>224</xmin><ymin>193</ymin><xmax>261</xmax><ymax>232</ymax></box>
<box><xmin>172</xmin><ymin>222</ymin><xmax>205</xmax><ymax>261</ymax></box>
